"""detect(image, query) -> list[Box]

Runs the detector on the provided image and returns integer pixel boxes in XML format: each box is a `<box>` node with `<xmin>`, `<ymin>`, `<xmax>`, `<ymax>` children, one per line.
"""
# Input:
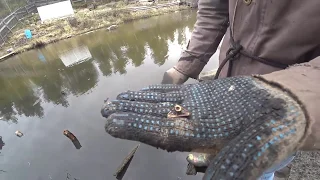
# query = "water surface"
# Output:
<box><xmin>0</xmin><ymin>10</ymin><xmax>219</xmax><ymax>180</ymax></box>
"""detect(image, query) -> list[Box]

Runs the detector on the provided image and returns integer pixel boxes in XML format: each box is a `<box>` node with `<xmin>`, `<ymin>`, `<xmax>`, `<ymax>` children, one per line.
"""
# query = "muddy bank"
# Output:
<box><xmin>0</xmin><ymin>2</ymin><xmax>190</xmax><ymax>61</ymax></box>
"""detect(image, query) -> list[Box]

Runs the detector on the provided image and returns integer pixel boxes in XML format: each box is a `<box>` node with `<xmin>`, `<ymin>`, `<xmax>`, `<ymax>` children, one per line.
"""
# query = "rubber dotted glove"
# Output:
<box><xmin>101</xmin><ymin>76</ymin><xmax>306</xmax><ymax>179</ymax></box>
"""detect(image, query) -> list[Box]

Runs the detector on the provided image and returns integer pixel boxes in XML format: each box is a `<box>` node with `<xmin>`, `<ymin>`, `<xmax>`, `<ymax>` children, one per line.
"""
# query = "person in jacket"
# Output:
<box><xmin>101</xmin><ymin>0</ymin><xmax>320</xmax><ymax>179</ymax></box>
<box><xmin>161</xmin><ymin>0</ymin><xmax>320</xmax><ymax>178</ymax></box>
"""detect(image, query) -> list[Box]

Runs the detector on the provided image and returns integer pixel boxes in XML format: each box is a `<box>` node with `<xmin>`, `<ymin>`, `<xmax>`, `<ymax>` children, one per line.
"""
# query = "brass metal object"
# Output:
<box><xmin>174</xmin><ymin>104</ymin><xmax>182</xmax><ymax>112</ymax></box>
<box><xmin>168</xmin><ymin>104</ymin><xmax>191</xmax><ymax>118</ymax></box>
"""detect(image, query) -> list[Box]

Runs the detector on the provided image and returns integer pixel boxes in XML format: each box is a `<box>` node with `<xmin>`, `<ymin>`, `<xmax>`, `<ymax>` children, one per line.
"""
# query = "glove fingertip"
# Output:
<box><xmin>117</xmin><ymin>94</ymin><xmax>129</xmax><ymax>100</ymax></box>
<box><xmin>116</xmin><ymin>91</ymin><xmax>131</xmax><ymax>100</ymax></box>
<box><xmin>101</xmin><ymin>101</ymin><xmax>116</xmax><ymax>118</ymax></box>
<box><xmin>140</xmin><ymin>86</ymin><xmax>151</xmax><ymax>91</ymax></box>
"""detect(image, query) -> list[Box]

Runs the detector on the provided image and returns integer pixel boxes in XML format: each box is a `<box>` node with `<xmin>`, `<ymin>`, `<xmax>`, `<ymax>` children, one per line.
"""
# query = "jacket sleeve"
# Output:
<box><xmin>256</xmin><ymin>57</ymin><xmax>320</xmax><ymax>151</ymax></box>
<box><xmin>174</xmin><ymin>0</ymin><xmax>229</xmax><ymax>79</ymax></box>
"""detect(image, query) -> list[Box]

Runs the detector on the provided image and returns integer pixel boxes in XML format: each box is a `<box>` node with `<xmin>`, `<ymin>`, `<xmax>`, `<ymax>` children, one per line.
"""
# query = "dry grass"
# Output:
<box><xmin>0</xmin><ymin>1</ymin><xmax>188</xmax><ymax>58</ymax></box>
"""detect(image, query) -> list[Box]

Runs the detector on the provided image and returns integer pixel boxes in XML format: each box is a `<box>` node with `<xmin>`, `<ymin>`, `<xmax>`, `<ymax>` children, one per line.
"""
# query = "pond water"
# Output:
<box><xmin>0</xmin><ymin>10</ymin><xmax>219</xmax><ymax>180</ymax></box>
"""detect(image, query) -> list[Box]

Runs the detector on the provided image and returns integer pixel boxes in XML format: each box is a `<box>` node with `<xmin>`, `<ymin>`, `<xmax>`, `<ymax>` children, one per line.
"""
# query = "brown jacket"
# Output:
<box><xmin>174</xmin><ymin>0</ymin><xmax>320</xmax><ymax>150</ymax></box>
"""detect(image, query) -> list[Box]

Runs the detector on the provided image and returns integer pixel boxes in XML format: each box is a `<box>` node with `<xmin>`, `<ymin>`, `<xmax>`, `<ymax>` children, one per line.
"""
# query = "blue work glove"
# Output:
<box><xmin>101</xmin><ymin>76</ymin><xmax>306</xmax><ymax>179</ymax></box>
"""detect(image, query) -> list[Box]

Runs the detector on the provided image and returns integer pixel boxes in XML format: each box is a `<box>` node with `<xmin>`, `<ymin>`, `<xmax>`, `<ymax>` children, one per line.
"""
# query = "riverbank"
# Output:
<box><xmin>0</xmin><ymin>2</ymin><xmax>190</xmax><ymax>61</ymax></box>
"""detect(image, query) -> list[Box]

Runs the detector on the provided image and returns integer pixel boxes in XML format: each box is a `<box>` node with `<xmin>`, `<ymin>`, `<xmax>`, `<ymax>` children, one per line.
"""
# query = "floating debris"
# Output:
<box><xmin>114</xmin><ymin>144</ymin><xmax>140</xmax><ymax>180</ymax></box>
<box><xmin>167</xmin><ymin>104</ymin><xmax>191</xmax><ymax>118</ymax></box>
<box><xmin>65</xmin><ymin>172</ymin><xmax>80</xmax><ymax>180</ymax></box>
<box><xmin>0</xmin><ymin>136</ymin><xmax>5</xmax><ymax>150</ymax></box>
<box><xmin>15</xmin><ymin>131</ymin><xmax>23</xmax><ymax>137</ymax></box>
<box><xmin>63</xmin><ymin>130</ymin><xmax>82</xmax><ymax>149</ymax></box>
<box><xmin>63</xmin><ymin>130</ymin><xmax>77</xmax><ymax>141</ymax></box>
<box><xmin>0</xmin><ymin>170</ymin><xmax>7</xmax><ymax>173</ymax></box>
<box><xmin>66</xmin><ymin>172</ymin><xmax>71</xmax><ymax>180</ymax></box>
<box><xmin>33</xmin><ymin>99</ymin><xmax>41</xmax><ymax>106</ymax></box>
<box><xmin>228</xmin><ymin>85</ymin><xmax>235</xmax><ymax>92</ymax></box>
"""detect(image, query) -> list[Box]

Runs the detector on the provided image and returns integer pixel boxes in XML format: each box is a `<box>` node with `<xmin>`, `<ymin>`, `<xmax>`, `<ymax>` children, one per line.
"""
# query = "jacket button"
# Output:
<box><xmin>244</xmin><ymin>0</ymin><xmax>252</xmax><ymax>5</ymax></box>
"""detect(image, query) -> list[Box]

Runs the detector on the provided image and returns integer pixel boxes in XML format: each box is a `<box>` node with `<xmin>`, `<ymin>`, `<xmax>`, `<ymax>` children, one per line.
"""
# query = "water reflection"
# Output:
<box><xmin>0</xmin><ymin>10</ymin><xmax>220</xmax><ymax>180</ymax></box>
<box><xmin>0</xmin><ymin>11</ymin><xmax>195</xmax><ymax>123</ymax></box>
<box><xmin>59</xmin><ymin>46</ymin><xmax>93</xmax><ymax>67</ymax></box>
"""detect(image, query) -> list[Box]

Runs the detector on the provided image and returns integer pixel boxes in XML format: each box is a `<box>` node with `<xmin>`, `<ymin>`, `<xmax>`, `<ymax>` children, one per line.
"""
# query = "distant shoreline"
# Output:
<box><xmin>0</xmin><ymin>2</ymin><xmax>191</xmax><ymax>62</ymax></box>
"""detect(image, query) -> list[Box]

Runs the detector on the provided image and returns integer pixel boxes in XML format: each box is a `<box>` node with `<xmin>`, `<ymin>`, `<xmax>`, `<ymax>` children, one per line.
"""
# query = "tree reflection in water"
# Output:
<box><xmin>0</xmin><ymin>10</ymin><xmax>196</xmax><ymax>123</ymax></box>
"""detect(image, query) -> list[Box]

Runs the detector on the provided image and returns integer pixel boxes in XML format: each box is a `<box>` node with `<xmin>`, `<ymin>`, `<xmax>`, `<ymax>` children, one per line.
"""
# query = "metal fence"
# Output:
<box><xmin>0</xmin><ymin>0</ymin><xmax>71</xmax><ymax>46</ymax></box>
<box><xmin>1</xmin><ymin>1</ymin><xmax>26</xmax><ymax>19</ymax></box>
<box><xmin>0</xmin><ymin>3</ymin><xmax>37</xmax><ymax>45</ymax></box>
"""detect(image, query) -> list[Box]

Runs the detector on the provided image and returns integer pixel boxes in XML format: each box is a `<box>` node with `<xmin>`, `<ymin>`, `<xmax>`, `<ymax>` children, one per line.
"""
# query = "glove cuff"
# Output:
<box><xmin>253</xmin><ymin>74</ymin><xmax>310</xmax><ymax>151</ymax></box>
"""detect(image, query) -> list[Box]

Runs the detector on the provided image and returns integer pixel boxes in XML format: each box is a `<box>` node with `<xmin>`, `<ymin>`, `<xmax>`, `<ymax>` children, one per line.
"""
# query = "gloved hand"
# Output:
<box><xmin>101</xmin><ymin>76</ymin><xmax>306</xmax><ymax>179</ymax></box>
<box><xmin>161</xmin><ymin>67</ymin><xmax>189</xmax><ymax>84</ymax></box>
<box><xmin>162</xmin><ymin>67</ymin><xmax>207</xmax><ymax>174</ymax></box>
<box><xmin>162</xmin><ymin>67</ymin><xmax>218</xmax><ymax>174</ymax></box>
